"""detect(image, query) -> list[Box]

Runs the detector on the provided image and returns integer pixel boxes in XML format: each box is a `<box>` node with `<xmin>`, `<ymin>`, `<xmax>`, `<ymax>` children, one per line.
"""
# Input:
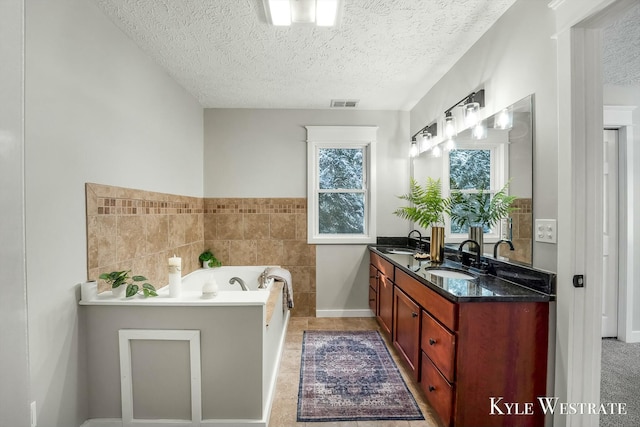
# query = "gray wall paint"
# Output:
<box><xmin>204</xmin><ymin>109</ymin><xmax>410</xmax><ymax>314</ymax></box>
<box><xmin>410</xmin><ymin>0</ymin><xmax>558</xmax><ymax>271</ymax></box>
<box><xmin>24</xmin><ymin>0</ymin><xmax>203</xmax><ymax>425</ymax></box>
<box><xmin>0</xmin><ymin>1</ymin><xmax>31</xmax><ymax>426</ymax></box>
<box><xmin>603</xmin><ymin>84</ymin><xmax>640</xmax><ymax>330</ymax></box>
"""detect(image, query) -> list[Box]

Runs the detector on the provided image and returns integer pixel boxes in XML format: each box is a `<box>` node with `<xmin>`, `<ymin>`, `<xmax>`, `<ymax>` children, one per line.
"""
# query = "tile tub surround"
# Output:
<box><xmin>204</xmin><ymin>198</ymin><xmax>316</xmax><ymax>317</ymax></box>
<box><xmin>510</xmin><ymin>197</ymin><xmax>532</xmax><ymax>264</ymax></box>
<box><xmin>86</xmin><ymin>183</ymin><xmax>204</xmax><ymax>292</ymax></box>
<box><xmin>87</xmin><ymin>186</ymin><xmax>317</xmax><ymax>316</ymax></box>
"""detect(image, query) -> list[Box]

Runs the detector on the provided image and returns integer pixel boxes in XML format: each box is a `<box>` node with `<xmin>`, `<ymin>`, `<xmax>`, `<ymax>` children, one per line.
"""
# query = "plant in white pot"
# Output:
<box><xmin>99</xmin><ymin>270</ymin><xmax>157</xmax><ymax>298</ymax></box>
<box><xmin>199</xmin><ymin>249</ymin><xmax>222</xmax><ymax>269</ymax></box>
<box><xmin>394</xmin><ymin>177</ymin><xmax>449</xmax><ymax>263</ymax></box>
<box><xmin>449</xmin><ymin>182</ymin><xmax>517</xmax><ymax>254</ymax></box>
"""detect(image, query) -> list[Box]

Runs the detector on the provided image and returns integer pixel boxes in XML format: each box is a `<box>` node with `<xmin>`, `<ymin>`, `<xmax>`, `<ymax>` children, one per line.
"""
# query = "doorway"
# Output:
<box><xmin>554</xmin><ymin>1</ymin><xmax>640</xmax><ymax>426</ymax></box>
<box><xmin>601</xmin><ymin>129</ymin><xmax>618</xmax><ymax>338</ymax></box>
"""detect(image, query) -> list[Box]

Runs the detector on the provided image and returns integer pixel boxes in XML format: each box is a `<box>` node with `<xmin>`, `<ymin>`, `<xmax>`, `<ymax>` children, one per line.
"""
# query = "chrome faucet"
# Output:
<box><xmin>257</xmin><ymin>270</ymin><xmax>268</xmax><ymax>289</ymax></box>
<box><xmin>493</xmin><ymin>239</ymin><xmax>515</xmax><ymax>258</ymax></box>
<box><xmin>229</xmin><ymin>277</ymin><xmax>249</xmax><ymax>291</ymax></box>
<box><xmin>458</xmin><ymin>239</ymin><xmax>481</xmax><ymax>267</ymax></box>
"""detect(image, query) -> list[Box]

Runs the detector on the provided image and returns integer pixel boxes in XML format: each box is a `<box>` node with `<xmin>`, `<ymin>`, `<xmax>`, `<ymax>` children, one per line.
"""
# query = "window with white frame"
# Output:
<box><xmin>443</xmin><ymin>141</ymin><xmax>508</xmax><ymax>242</ymax></box>
<box><xmin>306</xmin><ymin>126</ymin><xmax>377</xmax><ymax>244</ymax></box>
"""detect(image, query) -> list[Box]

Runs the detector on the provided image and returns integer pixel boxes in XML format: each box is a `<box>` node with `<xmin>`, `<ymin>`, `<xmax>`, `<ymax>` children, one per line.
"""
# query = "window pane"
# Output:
<box><xmin>319</xmin><ymin>148</ymin><xmax>363</xmax><ymax>190</ymax></box>
<box><xmin>318</xmin><ymin>193</ymin><xmax>364</xmax><ymax>234</ymax></box>
<box><xmin>449</xmin><ymin>149</ymin><xmax>490</xmax><ymax>190</ymax></box>
<box><xmin>450</xmin><ymin>192</ymin><xmax>492</xmax><ymax>234</ymax></box>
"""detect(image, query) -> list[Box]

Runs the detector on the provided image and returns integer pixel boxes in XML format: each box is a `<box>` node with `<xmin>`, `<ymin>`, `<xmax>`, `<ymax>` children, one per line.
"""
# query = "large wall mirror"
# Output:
<box><xmin>412</xmin><ymin>94</ymin><xmax>533</xmax><ymax>265</ymax></box>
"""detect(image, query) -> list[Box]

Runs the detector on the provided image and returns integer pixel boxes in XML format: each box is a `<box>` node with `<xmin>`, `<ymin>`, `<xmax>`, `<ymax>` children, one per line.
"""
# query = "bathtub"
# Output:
<box><xmin>85</xmin><ymin>266</ymin><xmax>279</xmax><ymax>306</ymax></box>
<box><xmin>80</xmin><ymin>265</ymin><xmax>290</xmax><ymax>427</ymax></box>
<box><xmin>181</xmin><ymin>266</ymin><xmax>276</xmax><ymax>292</ymax></box>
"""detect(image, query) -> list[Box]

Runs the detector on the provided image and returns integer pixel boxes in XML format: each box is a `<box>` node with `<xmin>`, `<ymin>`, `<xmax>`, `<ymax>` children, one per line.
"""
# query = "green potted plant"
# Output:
<box><xmin>199</xmin><ymin>249</ymin><xmax>222</xmax><ymax>269</ymax></box>
<box><xmin>99</xmin><ymin>270</ymin><xmax>157</xmax><ymax>298</ymax></box>
<box><xmin>394</xmin><ymin>177</ymin><xmax>449</xmax><ymax>263</ymax></box>
<box><xmin>449</xmin><ymin>182</ymin><xmax>517</xmax><ymax>252</ymax></box>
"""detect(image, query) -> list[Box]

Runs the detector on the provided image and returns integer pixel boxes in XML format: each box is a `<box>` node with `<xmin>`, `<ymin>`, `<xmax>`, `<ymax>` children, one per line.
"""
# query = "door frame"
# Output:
<box><xmin>604</xmin><ymin>106</ymin><xmax>636</xmax><ymax>342</ymax></box>
<box><xmin>553</xmin><ymin>1</ymin><xmax>638</xmax><ymax>426</ymax></box>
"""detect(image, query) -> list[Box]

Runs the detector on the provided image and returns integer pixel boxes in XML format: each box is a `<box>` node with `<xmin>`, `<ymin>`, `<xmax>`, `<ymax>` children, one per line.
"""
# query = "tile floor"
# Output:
<box><xmin>268</xmin><ymin>317</ymin><xmax>442</xmax><ymax>427</ymax></box>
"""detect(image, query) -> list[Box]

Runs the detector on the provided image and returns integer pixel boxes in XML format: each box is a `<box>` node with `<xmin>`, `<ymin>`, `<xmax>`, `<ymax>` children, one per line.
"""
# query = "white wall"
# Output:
<box><xmin>604</xmin><ymin>84</ymin><xmax>640</xmax><ymax>331</ymax></box>
<box><xmin>0</xmin><ymin>1</ymin><xmax>31</xmax><ymax>426</ymax></box>
<box><xmin>410</xmin><ymin>0</ymin><xmax>558</xmax><ymax>271</ymax></box>
<box><xmin>24</xmin><ymin>0</ymin><xmax>204</xmax><ymax>425</ymax></box>
<box><xmin>204</xmin><ymin>108</ymin><xmax>409</xmax><ymax>314</ymax></box>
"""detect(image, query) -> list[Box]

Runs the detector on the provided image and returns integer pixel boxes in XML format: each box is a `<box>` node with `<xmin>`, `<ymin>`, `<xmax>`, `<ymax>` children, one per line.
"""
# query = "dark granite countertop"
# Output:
<box><xmin>369</xmin><ymin>245</ymin><xmax>553</xmax><ymax>303</ymax></box>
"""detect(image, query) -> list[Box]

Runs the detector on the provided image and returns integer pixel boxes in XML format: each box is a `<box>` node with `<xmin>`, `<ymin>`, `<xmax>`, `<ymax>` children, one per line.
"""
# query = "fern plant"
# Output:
<box><xmin>449</xmin><ymin>183</ymin><xmax>516</xmax><ymax>229</ymax></box>
<box><xmin>394</xmin><ymin>177</ymin><xmax>449</xmax><ymax>229</ymax></box>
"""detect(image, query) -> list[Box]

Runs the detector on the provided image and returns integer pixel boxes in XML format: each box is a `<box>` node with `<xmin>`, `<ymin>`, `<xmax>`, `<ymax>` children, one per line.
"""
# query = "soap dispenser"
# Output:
<box><xmin>202</xmin><ymin>274</ymin><xmax>218</xmax><ymax>299</ymax></box>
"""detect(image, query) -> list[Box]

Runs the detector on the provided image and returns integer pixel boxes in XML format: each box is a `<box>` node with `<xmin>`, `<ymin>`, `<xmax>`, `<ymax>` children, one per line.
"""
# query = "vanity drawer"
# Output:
<box><xmin>370</xmin><ymin>252</ymin><xmax>394</xmax><ymax>281</ymax></box>
<box><xmin>395</xmin><ymin>269</ymin><xmax>457</xmax><ymax>331</ymax></box>
<box><xmin>420</xmin><ymin>353</ymin><xmax>453</xmax><ymax>427</ymax></box>
<box><xmin>421</xmin><ymin>310</ymin><xmax>456</xmax><ymax>382</ymax></box>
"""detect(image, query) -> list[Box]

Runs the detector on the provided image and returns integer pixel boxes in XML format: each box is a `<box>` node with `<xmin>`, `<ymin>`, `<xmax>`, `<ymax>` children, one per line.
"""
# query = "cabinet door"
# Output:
<box><xmin>393</xmin><ymin>286</ymin><xmax>421</xmax><ymax>379</ymax></box>
<box><xmin>377</xmin><ymin>273</ymin><xmax>393</xmax><ymax>337</ymax></box>
<box><xmin>369</xmin><ymin>265</ymin><xmax>379</xmax><ymax>314</ymax></box>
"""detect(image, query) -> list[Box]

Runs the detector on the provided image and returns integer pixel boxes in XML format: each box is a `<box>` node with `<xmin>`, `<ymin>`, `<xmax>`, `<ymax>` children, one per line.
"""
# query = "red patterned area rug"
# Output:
<box><xmin>297</xmin><ymin>330</ymin><xmax>424</xmax><ymax>422</ymax></box>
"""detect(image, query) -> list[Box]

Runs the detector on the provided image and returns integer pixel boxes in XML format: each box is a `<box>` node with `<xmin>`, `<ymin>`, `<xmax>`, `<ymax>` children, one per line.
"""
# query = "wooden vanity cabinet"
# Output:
<box><xmin>370</xmin><ymin>252</ymin><xmax>549</xmax><ymax>427</ymax></box>
<box><xmin>370</xmin><ymin>253</ymin><xmax>394</xmax><ymax>337</ymax></box>
<box><xmin>393</xmin><ymin>286</ymin><xmax>421</xmax><ymax>379</ymax></box>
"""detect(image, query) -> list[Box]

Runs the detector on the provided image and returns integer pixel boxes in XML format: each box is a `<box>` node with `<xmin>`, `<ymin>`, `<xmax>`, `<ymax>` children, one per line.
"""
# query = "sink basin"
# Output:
<box><xmin>385</xmin><ymin>249</ymin><xmax>415</xmax><ymax>255</ymax></box>
<box><xmin>426</xmin><ymin>269</ymin><xmax>476</xmax><ymax>280</ymax></box>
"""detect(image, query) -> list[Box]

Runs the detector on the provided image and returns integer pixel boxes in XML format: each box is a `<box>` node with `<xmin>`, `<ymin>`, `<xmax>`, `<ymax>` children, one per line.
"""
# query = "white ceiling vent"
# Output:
<box><xmin>330</xmin><ymin>99</ymin><xmax>359</xmax><ymax>108</ymax></box>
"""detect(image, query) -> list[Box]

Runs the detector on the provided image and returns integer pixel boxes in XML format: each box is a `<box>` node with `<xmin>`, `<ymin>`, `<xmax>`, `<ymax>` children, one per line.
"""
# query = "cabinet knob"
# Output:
<box><xmin>429</xmin><ymin>338</ymin><xmax>437</xmax><ymax>345</ymax></box>
<box><xmin>369</xmin><ymin>298</ymin><xmax>376</xmax><ymax>302</ymax></box>
<box><xmin>428</xmin><ymin>385</ymin><xmax>436</xmax><ymax>392</ymax></box>
<box><xmin>411</xmin><ymin>312</ymin><xmax>418</xmax><ymax>318</ymax></box>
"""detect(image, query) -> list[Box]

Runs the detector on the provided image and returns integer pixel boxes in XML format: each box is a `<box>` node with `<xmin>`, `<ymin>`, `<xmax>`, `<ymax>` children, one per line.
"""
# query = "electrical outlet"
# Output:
<box><xmin>30</xmin><ymin>401</ymin><xmax>37</xmax><ymax>427</ymax></box>
<box><xmin>535</xmin><ymin>219</ymin><xmax>557</xmax><ymax>244</ymax></box>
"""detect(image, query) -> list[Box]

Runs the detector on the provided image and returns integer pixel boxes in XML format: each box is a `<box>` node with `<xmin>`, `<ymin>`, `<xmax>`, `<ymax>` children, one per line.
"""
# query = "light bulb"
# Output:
<box><xmin>419</xmin><ymin>131</ymin><xmax>432</xmax><ymax>152</ymax></box>
<box><xmin>472</xmin><ymin>123</ymin><xmax>487</xmax><ymax>140</ymax></box>
<box><xmin>444</xmin><ymin>114</ymin><xmax>457</xmax><ymax>139</ymax></box>
<box><xmin>432</xmin><ymin>145</ymin><xmax>442</xmax><ymax>158</ymax></box>
<box><xmin>463</xmin><ymin>102</ymin><xmax>480</xmax><ymax>128</ymax></box>
<box><xmin>409</xmin><ymin>140</ymin><xmax>419</xmax><ymax>158</ymax></box>
<box><xmin>444</xmin><ymin>139</ymin><xmax>456</xmax><ymax>152</ymax></box>
<box><xmin>495</xmin><ymin>108</ymin><xmax>512</xmax><ymax>129</ymax></box>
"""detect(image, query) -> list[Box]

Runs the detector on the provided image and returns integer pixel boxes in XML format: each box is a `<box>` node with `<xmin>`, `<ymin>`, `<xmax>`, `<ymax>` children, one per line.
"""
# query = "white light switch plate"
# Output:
<box><xmin>535</xmin><ymin>219</ymin><xmax>557</xmax><ymax>244</ymax></box>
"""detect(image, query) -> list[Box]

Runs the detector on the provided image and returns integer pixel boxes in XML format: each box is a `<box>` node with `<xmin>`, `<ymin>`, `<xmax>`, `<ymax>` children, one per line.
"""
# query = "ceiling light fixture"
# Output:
<box><xmin>409</xmin><ymin>122</ymin><xmax>437</xmax><ymax>157</ymax></box>
<box><xmin>264</xmin><ymin>0</ymin><xmax>342</xmax><ymax>27</ymax></box>
<box><xmin>409</xmin><ymin>137</ymin><xmax>419</xmax><ymax>158</ymax></box>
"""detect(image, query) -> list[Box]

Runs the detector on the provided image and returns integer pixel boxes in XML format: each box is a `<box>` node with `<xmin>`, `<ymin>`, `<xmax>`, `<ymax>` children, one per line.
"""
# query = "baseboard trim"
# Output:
<box><xmin>623</xmin><ymin>330</ymin><xmax>640</xmax><ymax>343</ymax></box>
<box><xmin>315</xmin><ymin>309</ymin><xmax>375</xmax><ymax>318</ymax></box>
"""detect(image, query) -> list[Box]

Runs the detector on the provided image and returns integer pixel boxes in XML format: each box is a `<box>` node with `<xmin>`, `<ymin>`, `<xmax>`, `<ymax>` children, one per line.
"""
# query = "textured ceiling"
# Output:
<box><xmin>91</xmin><ymin>0</ymin><xmax>518</xmax><ymax>109</ymax></box>
<box><xmin>603</xmin><ymin>3</ymin><xmax>640</xmax><ymax>86</ymax></box>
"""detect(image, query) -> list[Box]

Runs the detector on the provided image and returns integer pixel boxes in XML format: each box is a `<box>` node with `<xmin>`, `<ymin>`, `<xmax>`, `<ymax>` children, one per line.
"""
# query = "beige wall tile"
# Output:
<box><xmin>216</xmin><ymin>214</ymin><xmax>243</xmax><ymax>240</ymax></box>
<box><xmin>145</xmin><ymin>215</ymin><xmax>169</xmax><ymax>254</ymax></box>
<box><xmin>117</xmin><ymin>216</ymin><xmax>146</xmax><ymax>261</ymax></box>
<box><xmin>244</xmin><ymin>214</ymin><xmax>270</xmax><ymax>240</ymax></box>
<box><xmin>270</xmin><ymin>214</ymin><xmax>296</xmax><ymax>240</ymax></box>
<box><xmin>257</xmin><ymin>240</ymin><xmax>283</xmax><ymax>265</ymax></box>
<box><xmin>229</xmin><ymin>240</ymin><xmax>257</xmax><ymax>265</ymax></box>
